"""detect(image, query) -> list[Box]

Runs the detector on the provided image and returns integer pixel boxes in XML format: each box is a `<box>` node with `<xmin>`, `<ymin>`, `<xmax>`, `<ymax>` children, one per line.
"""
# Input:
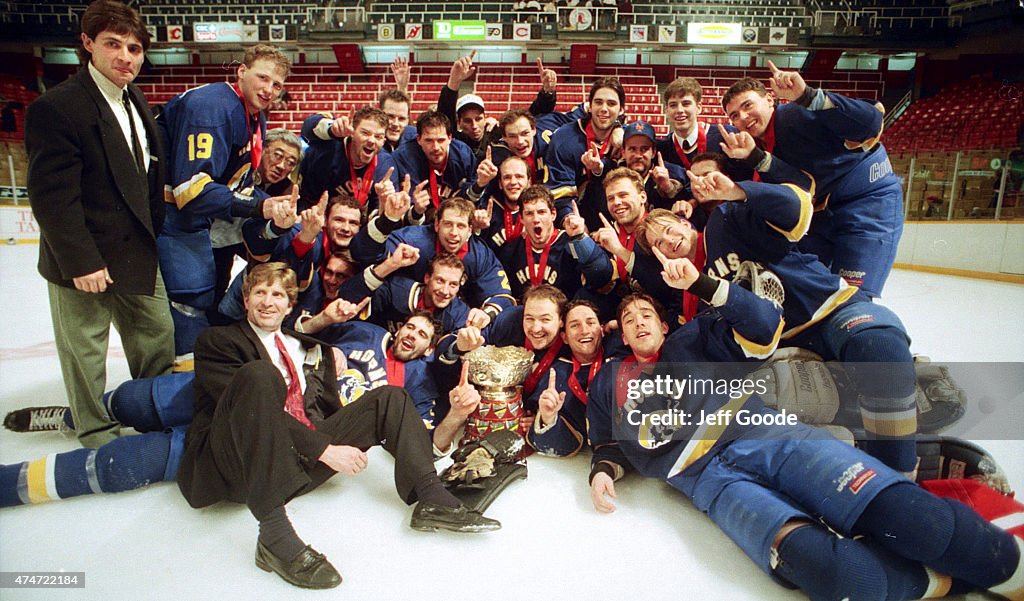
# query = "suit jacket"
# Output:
<box><xmin>25</xmin><ymin>67</ymin><xmax>166</xmax><ymax>294</ymax></box>
<box><xmin>177</xmin><ymin>321</ymin><xmax>342</xmax><ymax>508</ymax></box>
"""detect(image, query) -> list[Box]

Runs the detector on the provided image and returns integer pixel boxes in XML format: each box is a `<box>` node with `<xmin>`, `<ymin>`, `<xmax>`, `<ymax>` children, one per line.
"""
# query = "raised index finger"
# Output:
<box><xmin>485</xmin><ymin>145</ymin><xmax>492</xmax><ymax>162</ymax></box>
<box><xmin>650</xmin><ymin>245</ymin><xmax>670</xmax><ymax>268</ymax></box>
<box><xmin>767</xmin><ymin>59</ymin><xmax>782</xmax><ymax>76</ymax></box>
<box><xmin>657</xmin><ymin>151</ymin><xmax>665</xmax><ymax>168</ymax></box>
<box><xmin>598</xmin><ymin>212</ymin><xmax>614</xmax><ymax>230</ymax></box>
<box><xmin>380</xmin><ymin>165</ymin><xmax>395</xmax><ymax>183</ymax></box>
<box><xmin>547</xmin><ymin>368</ymin><xmax>557</xmax><ymax>390</ymax></box>
<box><xmin>459</xmin><ymin>360</ymin><xmax>470</xmax><ymax>387</ymax></box>
<box><xmin>536</xmin><ymin>57</ymin><xmax>545</xmax><ymax>74</ymax></box>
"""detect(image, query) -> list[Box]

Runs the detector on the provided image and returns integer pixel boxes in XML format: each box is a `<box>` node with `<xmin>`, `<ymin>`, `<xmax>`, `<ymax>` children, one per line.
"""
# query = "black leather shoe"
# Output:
<box><xmin>255</xmin><ymin>541</ymin><xmax>342</xmax><ymax>589</ymax></box>
<box><xmin>409</xmin><ymin>502</ymin><xmax>501</xmax><ymax>533</ymax></box>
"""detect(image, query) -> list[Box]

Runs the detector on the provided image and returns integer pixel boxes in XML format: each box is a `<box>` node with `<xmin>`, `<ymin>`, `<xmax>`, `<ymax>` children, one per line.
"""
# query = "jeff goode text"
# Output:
<box><xmin>626</xmin><ymin>408</ymin><xmax>800</xmax><ymax>428</ymax></box>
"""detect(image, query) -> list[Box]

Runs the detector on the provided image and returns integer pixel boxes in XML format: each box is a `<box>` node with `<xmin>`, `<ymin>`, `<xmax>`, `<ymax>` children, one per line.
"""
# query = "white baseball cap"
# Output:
<box><xmin>456</xmin><ymin>94</ymin><xmax>486</xmax><ymax>115</ymax></box>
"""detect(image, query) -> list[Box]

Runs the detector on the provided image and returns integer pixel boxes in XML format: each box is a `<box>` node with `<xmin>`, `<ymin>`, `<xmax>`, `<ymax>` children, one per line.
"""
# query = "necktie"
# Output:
<box><xmin>275</xmin><ymin>335</ymin><xmax>314</xmax><ymax>429</ymax></box>
<box><xmin>121</xmin><ymin>90</ymin><xmax>146</xmax><ymax>174</ymax></box>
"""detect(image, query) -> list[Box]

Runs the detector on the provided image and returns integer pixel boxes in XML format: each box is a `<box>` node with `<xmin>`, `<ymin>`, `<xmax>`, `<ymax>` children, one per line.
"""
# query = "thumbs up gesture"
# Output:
<box><xmin>767</xmin><ymin>59</ymin><xmax>806</xmax><ymax>102</ymax></box>
<box><xmin>476</xmin><ymin>145</ymin><xmax>498</xmax><ymax>188</ymax></box>
<box><xmin>537</xmin><ymin>368</ymin><xmax>566</xmax><ymax>427</ymax></box>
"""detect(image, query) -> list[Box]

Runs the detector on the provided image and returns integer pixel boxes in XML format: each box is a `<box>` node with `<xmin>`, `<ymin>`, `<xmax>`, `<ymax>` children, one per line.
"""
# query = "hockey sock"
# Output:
<box><xmin>413</xmin><ymin>472</ymin><xmax>461</xmax><ymax>508</ymax></box>
<box><xmin>843</xmin><ymin>328</ymin><xmax>917</xmax><ymax>472</ymax></box>
<box><xmin>104</xmin><ymin>380</ymin><xmax>164</xmax><ymax>431</ymax></box>
<box><xmin>774</xmin><ymin>524</ymin><xmax>912</xmax><ymax>601</ymax></box>
<box><xmin>257</xmin><ymin>506</ymin><xmax>306</xmax><ymax>561</ymax></box>
<box><xmin>855</xmin><ymin>482</ymin><xmax>1022</xmax><ymax>592</ymax></box>
<box><xmin>0</xmin><ymin>432</ymin><xmax>171</xmax><ymax>507</ymax></box>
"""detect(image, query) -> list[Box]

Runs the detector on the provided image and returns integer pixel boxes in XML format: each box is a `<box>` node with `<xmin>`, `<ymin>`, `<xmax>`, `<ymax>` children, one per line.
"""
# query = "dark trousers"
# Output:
<box><xmin>206</xmin><ymin>361</ymin><xmax>436</xmax><ymax>519</ymax></box>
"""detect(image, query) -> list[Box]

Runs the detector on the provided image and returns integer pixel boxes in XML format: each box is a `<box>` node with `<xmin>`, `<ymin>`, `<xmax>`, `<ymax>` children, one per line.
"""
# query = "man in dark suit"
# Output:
<box><xmin>25</xmin><ymin>0</ymin><xmax>174</xmax><ymax>449</ymax></box>
<box><xmin>177</xmin><ymin>262</ymin><xmax>499</xmax><ymax>590</ymax></box>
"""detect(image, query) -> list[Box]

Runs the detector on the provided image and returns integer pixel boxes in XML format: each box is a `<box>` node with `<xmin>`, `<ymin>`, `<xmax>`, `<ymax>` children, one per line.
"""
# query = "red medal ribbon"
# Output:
<box><xmin>682</xmin><ymin>231</ymin><xmax>706</xmax><ymax>322</ymax></box>
<box><xmin>385</xmin><ymin>348</ymin><xmax>406</xmax><ymax>387</ymax></box>
<box><xmin>233</xmin><ymin>82</ymin><xmax>262</xmax><ymax>171</ymax></box>
<box><xmin>428</xmin><ymin>157</ymin><xmax>448</xmax><ymax>209</ymax></box>
<box><xmin>348</xmin><ymin>149</ymin><xmax>377</xmax><ymax>207</ymax></box>
<box><xmin>523</xmin><ymin>337</ymin><xmax>564</xmax><ymax>397</ymax></box>
<box><xmin>435</xmin><ymin>238</ymin><xmax>470</xmax><ymax>261</ymax></box>
<box><xmin>502</xmin><ymin>203</ymin><xmax>523</xmax><ymax>242</ymax></box>
<box><xmin>615</xmin><ymin>351</ymin><xmax>660</xmax><ymax>408</ymax></box>
<box><xmin>525</xmin><ymin>229</ymin><xmax>560</xmax><ymax>287</ymax></box>
<box><xmin>584</xmin><ymin>119</ymin><xmax>612</xmax><ymax>178</ymax></box>
<box><xmin>524</xmin><ymin>153</ymin><xmax>538</xmax><ymax>183</ymax></box>
<box><xmin>672</xmin><ymin>125</ymin><xmax>707</xmax><ymax>169</ymax></box>
<box><xmin>568</xmin><ymin>347</ymin><xmax>603</xmax><ymax>406</ymax></box>
<box><xmin>613</xmin><ymin>221</ymin><xmax>639</xmax><ymax>281</ymax></box>
<box><xmin>752</xmin><ymin>112</ymin><xmax>776</xmax><ymax>183</ymax></box>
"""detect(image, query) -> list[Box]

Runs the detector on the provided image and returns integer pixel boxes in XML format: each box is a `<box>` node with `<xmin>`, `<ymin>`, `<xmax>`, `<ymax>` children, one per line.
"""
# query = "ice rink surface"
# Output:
<box><xmin>1</xmin><ymin>243</ymin><xmax>1021</xmax><ymax>601</ymax></box>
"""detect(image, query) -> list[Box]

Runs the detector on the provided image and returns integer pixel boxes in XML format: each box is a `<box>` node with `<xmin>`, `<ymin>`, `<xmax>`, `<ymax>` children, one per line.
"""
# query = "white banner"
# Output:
<box><xmin>658</xmin><ymin>25</ymin><xmax>676</xmax><ymax>43</ymax></box>
<box><xmin>405</xmin><ymin>23</ymin><xmax>424</xmax><ymax>40</ymax></box>
<box><xmin>686</xmin><ymin>22</ymin><xmax>742</xmax><ymax>45</ymax></box>
<box><xmin>0</xmin><ymin>204</ymin><xmax>39</xmax><ymax>241</ymax></box>
<box><xmin>629</xmin><ymin>25</ymin><xmax>648</xmax><ymax>43</ymax></box>
<box><xmin>166</xmin><ymin>25</ymin><xmax>183</xmax><ymax>43</ymax></box>
<box><xmin>513</xmin><ymin>22</ymin><xmax>532</xmax><ymax>40</ymax></box>
<box><xmin>486</xmin><ymin>23</ymin><xmax>503</xmax><ymax>40</ymax></box>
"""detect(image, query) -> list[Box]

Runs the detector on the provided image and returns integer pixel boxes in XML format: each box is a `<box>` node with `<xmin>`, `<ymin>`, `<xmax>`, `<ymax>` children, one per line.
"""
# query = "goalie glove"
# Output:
<box><xmin>913</xmin><ymin>362</ymin><xmax>967</xmax><ymax>433</ymax></box>
<box><xmin>914</xmin><ymin>435</ymin><xmax>1011</xmax><ymax>495</ymax></box>
<box><xmin>441</xmin><ymin>430</ymin><xmax>525</xmax><ymax>486</ymax></box>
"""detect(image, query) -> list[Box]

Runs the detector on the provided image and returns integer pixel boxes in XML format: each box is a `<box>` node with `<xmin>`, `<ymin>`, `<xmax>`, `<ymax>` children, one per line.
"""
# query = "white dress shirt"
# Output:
<box><xmin>88</xmin><ymin>61</ymin><xmax>150</xmax><ymax>171</ymax></box>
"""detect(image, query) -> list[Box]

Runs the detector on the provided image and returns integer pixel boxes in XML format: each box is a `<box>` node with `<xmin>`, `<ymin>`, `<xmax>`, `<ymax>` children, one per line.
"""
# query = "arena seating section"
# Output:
<box><xmin>885</xmin><ymin>77</ymin><xmax>1023</xmax><ymax>152</ymax></box>
<box><xmin>133</xmin><ymin>62</ymin><xmax>884</xmax><ymax>137</ymax></box>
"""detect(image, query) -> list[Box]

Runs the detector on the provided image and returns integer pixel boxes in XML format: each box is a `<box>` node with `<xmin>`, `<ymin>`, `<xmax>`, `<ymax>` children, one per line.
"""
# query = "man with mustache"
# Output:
<box><xmin>721</xmin><ymin>62</ymin><xmax>902</xmax><ymax>298</ymax></box>
<box><xmin>256</xmin><ymin>128</ymin><xmax>302</xmax><ymax>197</ymax></box>
<box><xmin>581</xmin><ymin>121</ymin><xmax>691</xmax><ymax>228</ymax></box>
<box><xmin>157</xmin><ymin>44</ymin><xmax>296</xmax><ymax>360</ymax></box>
<box><xmin>298</xmin><ymin>106</ymin><xmax>399</xmax><ymax>214</ymax></box>
<box><xmin>545</xmin><ymin>77</ymin><xmax>626</xmax><ymax>226</ymax></box>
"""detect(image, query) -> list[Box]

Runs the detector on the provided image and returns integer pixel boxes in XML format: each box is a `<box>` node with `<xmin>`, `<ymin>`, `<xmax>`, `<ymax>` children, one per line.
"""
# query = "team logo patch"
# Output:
<box><xmin>835</xmin><ymin>461</ymin><xmax>877</xmax><ymax>494</ymax></box>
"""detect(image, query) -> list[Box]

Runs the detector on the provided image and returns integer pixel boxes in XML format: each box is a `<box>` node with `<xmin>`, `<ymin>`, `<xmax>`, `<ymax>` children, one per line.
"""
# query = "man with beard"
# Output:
<box><xmin>567</xmin><ymin>167</ymin><xmax>681</xmax><ymax>325</ymax></box>
<box><xmin>298</xmin><ymin>106</ymin><xmax>398</xmax><ymax>214</ymax></box>
<box><xmin>438</xmin><ymin>52</ymin><xmax>559</xmax><ymax>162</ymax></box>
<box><xmin>177</xmin><ymin>263</ymin><xmax>499</xmax><ymax>589</ymax></box>
<box><xmin>546</xmin><ymin>77</ymin><xmax>625</xmax><ymax>226</ymax></box>
<box><xmin>392</xmin><ymin>110</ymin><xmax>477</xmax><ymax>216</ymax></box>
<box><xmin>641</xmin><ymin>153</ymin><xmax>919</xmax><ymax>474</ymax></box>
<box><xmin>586</xmin><ymin>291</ymin><xmax>1024</xmax><ymax>601</ymax></box>
<box><xmin>502</xmin><ymin>185</ymin><xmax>608</xmax><ymax>300</ymax></box>
<box><xmin>581</xmin><ymin>121</ymin><xmax>690</xmax><ymax>227</ymax></box>
<box><xmin>721</xmin><ymin>62</ymin><xmax>902</xmax><ymax>298</ymax></box>
<box><xmin>351</xmin><ymin>196</ymin><xmax>515</xmax><ymax>319</ymax></box>
<box><xmin>158</xmin><ymin>44</ymin><xmax>295</xmax><ymax>359</ymax></box>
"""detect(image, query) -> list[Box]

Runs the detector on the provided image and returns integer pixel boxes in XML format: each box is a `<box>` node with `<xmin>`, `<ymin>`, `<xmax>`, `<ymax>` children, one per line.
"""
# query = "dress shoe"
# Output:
<box><xmin>409</xmin><ymin>502</ymin><xmax>501</xmax><ymax>533</ymax></box>
<box><xmin>255</xmin><ymin>541</ymin><xmax>342</xmax><ymax>589</ymax></box>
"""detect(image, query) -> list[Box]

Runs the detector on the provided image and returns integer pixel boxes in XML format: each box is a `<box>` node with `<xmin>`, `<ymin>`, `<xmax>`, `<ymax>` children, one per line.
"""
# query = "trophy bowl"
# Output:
<box><xmin>464</xmin><ymin>345</ymin><xmax>534</xmax><ymax>390</ymax></box>
<box><xmin>461</xmin><ymin>345</ymin><xmax>534</xmax><ymax>444</ymax></box>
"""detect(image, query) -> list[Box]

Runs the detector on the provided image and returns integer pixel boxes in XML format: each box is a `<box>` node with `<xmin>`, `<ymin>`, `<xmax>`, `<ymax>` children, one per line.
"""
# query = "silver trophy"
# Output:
<box><xmin>462</xmin><ymin>345</ymin><xmax>534</xmax><ymax>443</ymax></box>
